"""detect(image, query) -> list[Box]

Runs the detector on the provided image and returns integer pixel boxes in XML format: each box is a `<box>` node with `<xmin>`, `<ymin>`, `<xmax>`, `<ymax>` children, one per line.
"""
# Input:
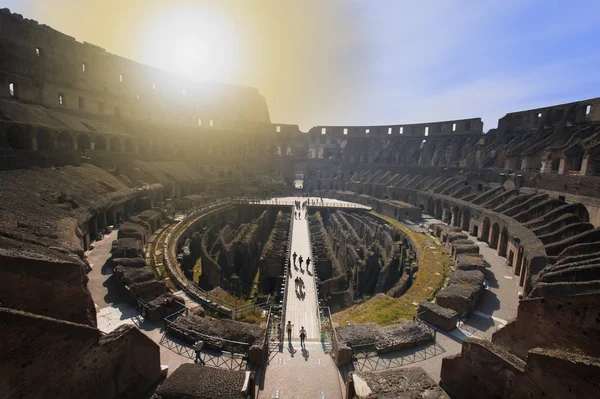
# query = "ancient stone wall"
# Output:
<box><xmin>0</xmin><ymin>8</ymin><xmax>270</xmax><ymax>125</ymax></box>
<box><xmin>0</xmin><ymin>238</ymin><xmax>96</xmax><ymax>327</ymax></box>
<box><xmin>492</xmin><ymin>293</ymin><xmax>600</xmax><ymax>359</ymax></box>
<box><xmin>0</xmin><ymin>307</ymin><xmax>161</xmax><ymax>399</ymax></box>
<box><xmin>440</xmin><ymin>338</ymin><xmax>600</xmax><ymax>399</ymax></box>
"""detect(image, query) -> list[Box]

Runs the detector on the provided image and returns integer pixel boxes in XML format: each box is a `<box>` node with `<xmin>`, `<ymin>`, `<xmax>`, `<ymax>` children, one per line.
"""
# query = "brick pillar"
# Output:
<box><xmin>558</xmin><ymin>156</ymin><xmax>567</xmax><ymax>174</ymax></box>
<box><xmin>580</xmin><ymin>155</ymin><xmax>591</xmax><ymax>176</ymax></box>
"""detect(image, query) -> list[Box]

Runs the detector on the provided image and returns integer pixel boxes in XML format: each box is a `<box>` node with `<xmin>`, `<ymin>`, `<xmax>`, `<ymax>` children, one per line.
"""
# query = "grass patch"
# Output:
<box><xmin>333</xmin><ymin>211</ymin><xmax>450</xmax><ymax>326</ymax></box>
<box><xmin>192</xmin><ymin>257</ymin><xmax>202</xmax><ymax>283</ymax></box>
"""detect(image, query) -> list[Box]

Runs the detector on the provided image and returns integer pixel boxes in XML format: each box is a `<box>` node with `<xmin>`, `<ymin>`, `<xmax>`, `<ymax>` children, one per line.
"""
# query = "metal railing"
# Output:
<box><xmin>350</xmin><ymin>316</ymin><xmax>437</xmax><ymax>360</ymax></box>
<box><xmin>162</xmin><ymin>200</ymin><xmax>245</xmax><ymax>316</ymax></box>
<box><xmin>319</xmin><ymin>306</ymin><xmax>337</xmax><ymax>357</ymax></box>
<box><xmin>163</xmin><ymin>308</ymin><xmax>250</xmax><ymax>357</ymax></box>
<box><xmin>306</xmin><ymin>216</ymin><xmax>322</xmax><ymax>330</ymax></box>
<box><xmin>279</xmin><ymin>207</ymin><xmax>294</xmax><ymax>345</ymax></box>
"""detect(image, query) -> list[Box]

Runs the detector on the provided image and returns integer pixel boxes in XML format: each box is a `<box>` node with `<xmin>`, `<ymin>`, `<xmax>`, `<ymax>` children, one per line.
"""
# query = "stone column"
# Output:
<box><xmin>580</xmin><ymin>155</ymin><xmax>591</xmax><ymax>176</ymax></box>
<box><xmin>558</xmin><ymin>156</ymin><xmax>567</xmax><ymax>174</ymax></box>
<box><xmin>520</xmin><ymin>156</ymin><xmax>528</xmax><ymax>171</ymax></box>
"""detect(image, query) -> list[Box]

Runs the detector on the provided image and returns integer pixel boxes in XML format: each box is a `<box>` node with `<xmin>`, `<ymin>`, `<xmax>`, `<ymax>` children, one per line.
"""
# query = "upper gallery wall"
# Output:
<box><xmin>0</xmin><ymin>8</ymin><xmax>271</xmax><ymax>128</ymax></box>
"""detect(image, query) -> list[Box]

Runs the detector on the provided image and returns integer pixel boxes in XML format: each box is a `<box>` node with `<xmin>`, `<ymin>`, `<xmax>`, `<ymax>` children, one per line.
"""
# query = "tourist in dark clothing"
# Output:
<box><xmin>299</xmin><ymin>327</ymin><xmax>307</xmax><ymax>347</ymax></box>
<box><xmin>287</xmin><ymin>321</ymin><xmax>294</xmax><ymax>341</ymax></box>
<box><xmin>306</xmin><ymin>257</ymin><xmax>311</xmax><ymax>272</ymax></box>
<box><xmin>194</xmin><ymin>340</ymin><xmax>205</xmax><ymax>365</ymax></box>
<box><xmin>298</xmin><ymin>255</ymin><xmax>303</xmax><ymax>268</ymax></box>
<box><xmin>293</xmin><ymin>252</ymin><xmax>297</xmax><ymax>265</ymax></box>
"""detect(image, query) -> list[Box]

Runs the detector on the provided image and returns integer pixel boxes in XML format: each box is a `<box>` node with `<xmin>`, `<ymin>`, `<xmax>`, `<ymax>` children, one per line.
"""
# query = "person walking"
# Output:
<box><xmin>292</xmin><ymin>252</ymin><xmax>297</xmax><ymax>265</ymax></box>
<box><xmin>299</xmin><ymin>327</ymin><xmax>307</xmax><ymax>348</ymax></box>
<box><xmin>287</xmin><ymin>321</ymin><xmax>294</xmax><ymax>341</ymax></box>
<box><xmin>298</xmin><ymin>255</ymin><xmax>303</xmax><ymax>268</ymax></box>
<box><xmin>194</xmin><ymin>339</ymin><xmax>205</xmax><ymax>365</ymax></box>
<box><xmin>306</xmin><ymin>257</ymin><xmax>311</xmax><ymax>272</ymax></box>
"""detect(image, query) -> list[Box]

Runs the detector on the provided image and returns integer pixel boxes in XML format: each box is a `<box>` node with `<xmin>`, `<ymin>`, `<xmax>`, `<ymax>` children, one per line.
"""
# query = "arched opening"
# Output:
<box><xmin>481</xmin><ymin>217</ymin><xmax>491</xmax><ymax>242</ymax></box>
<box><xmin>77</xmin><ymin>133</ymin><xmax>91</xmax><ymax>151</ymax></box>
<box><xmin>7</xmin><ymin>126</ymin><xmax>32</xmax><ymax>150</ymax></box>
<box><xmin>138</xmin><ymin>139</ymin><xmax>150</xmax><ymax>155</ymax></box>
<box><xmin>37</xmin><ymin>130</ymin><xmax>54</xmax><ymax>150</ymax></box>
<box><xmin>110</xmin><ymin>136</ymin><xmax>122</xmax><ymax>152</ymax></box>
<box><xmin>94</xmin><ymin>135</ymin><xmax>107</xmax><ymax>150</ymax></box>
<box><xmin>461</xmin><ymin>211</ymin><xmax>471</xmax><ymax>231</ymax></box>
<box><xmin>451</xmin><ymin>207</ymin><xmax>460</xmax><ymax>227</ymax></box>
<box><xmin>124</xmin><ymin>138</ymin><xmax>135</xmax><ymax>152</ymax></box>
<box><xmin>498</xmin><ymin>227</ymin><xmax>509</xmax><ymax>257</ymax></box>
<box><xmin>56</xmin><ymin>132</ymin><xmax>73</xmax><ymax>150</ymax></box>
<box><xmin>434</xmin><ymin>200</ymin><xmax>442</xmax><ymax>219</ymax></box>
<box><xmin>490</xmin><ymin>222</ymin><xmax>500</xmax><ymax>249</ymax></box>
<box><xmin>442</xmin><ymin>206</ymin><xmax>451</xmax><ymax>224</ymax></box>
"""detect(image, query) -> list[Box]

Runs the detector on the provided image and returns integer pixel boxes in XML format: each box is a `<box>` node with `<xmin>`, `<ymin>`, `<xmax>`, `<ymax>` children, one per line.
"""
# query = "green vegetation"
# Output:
<box><xmin>333</xmin><ymin>211</ymin><xmax>450</xmax><ymax>326</ymax></box>
<box><xmin>192</xmin><ymin>257</ymin><xmax>202</xmax><ymax>283</ymax></box>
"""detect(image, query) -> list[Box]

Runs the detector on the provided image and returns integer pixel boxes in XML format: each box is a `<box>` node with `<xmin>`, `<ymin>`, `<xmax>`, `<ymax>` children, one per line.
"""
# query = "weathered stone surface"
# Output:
<box><xmin>0</xmin><ymin>237</ymin><xmax>96</xmax><ymax>326</ymax></box>
<box><xmin>418</xmin><ymin>301</ymin><xmax>458</xmax><ymax>331</ymax></box>
<box><xmin>441</xmin><ymin>338</ymin><xmax>600</xmax><ymax>399</ymax></box>
<box><xmin>111</xmin><ymin>238</ymin><xmax>142</xmax><ymax>258</ymax></box>
<box><xmin>448</xmin><ymin>269</ymin><xmax>485</xmax><ymax>287</ymax></box>
<box><xmin>154</xmin><ymin>363</ymin><xmax>251</xmax><ymax>399</ymax></box>
<box><xmin>436</xmin><ymin>284</ymin><xmax>482</xmax><ymax>315</ymax></box>
<box><xmin>145</xmin><ymin>293</ymin><xmax>186</xmax><ymax>321</ymax></box>
<box><xmin>336</xmin><ymin>320</ymin><xmax>433</xmax><ymax>354</ymax></box>
<box><xmin>0</xmin><ymin>307</ymin><xmax>161</xmax><ymax>399</ymax></box>
<box><xmin>349</xmin><ymin>367</ymin><xmax>448</xmax><ymax>399</ymax></box>
<box><xmin>173</xmin><ymin>314</ymin><xmax>264</xmax><ymax>346</ymax></box>
<box><xmin>455</xmin><ymin>254</ymin><xmax>486</xmax><ymax>272</ymax></box>
<box><xmin>111</xmin><ymin>257</ymin><xmax>146</xmax><ymax>268</ymax></box>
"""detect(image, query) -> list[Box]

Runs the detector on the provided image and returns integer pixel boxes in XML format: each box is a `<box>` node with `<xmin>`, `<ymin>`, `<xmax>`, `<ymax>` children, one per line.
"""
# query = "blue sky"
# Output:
<box><xmin>5</xmin><ymin>0</ymin><xmax>600</xmax><ymax>131</ymax></box>
<box><xmin>340</xmin><ymin>0</ymin><xmax>600</xmax><ymax>130</ymax></box>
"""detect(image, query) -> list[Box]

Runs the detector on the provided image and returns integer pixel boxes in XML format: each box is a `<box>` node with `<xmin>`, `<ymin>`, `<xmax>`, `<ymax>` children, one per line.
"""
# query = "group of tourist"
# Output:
<box><xmin>292</xmin><ymin>251</ymin><xmax>312</xmax><ymax>274</ymax></box>
<box><xmin>286</xmin><ymin>321</ymin><xmax>308</xmax><ymax>347</ymax></box>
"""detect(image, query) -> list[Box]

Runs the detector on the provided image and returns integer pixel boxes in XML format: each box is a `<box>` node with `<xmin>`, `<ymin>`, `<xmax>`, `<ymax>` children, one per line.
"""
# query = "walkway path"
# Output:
<box><xmin>260</xmin><ymin>200</ymin><xmax>344</xmax><ymax>399</ymax></box>
<box><xmin>85</xmin><ymin>228</ymin><xmax>190</xmax><ymax>374</ymax></box>
<box><xmin>284</xmin><ymin>210</ymin><xmax>320</xmax><ymax>340</ymax></box>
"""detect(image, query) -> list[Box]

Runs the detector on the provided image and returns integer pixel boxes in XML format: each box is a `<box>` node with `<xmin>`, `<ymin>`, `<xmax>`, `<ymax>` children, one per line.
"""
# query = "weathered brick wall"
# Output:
<box><xmin>492</xmin><ymin>293</ymin><xmax>600</xmax><ymax>359</ymax></box>
<box><xmin>0</xmin><ymin>307</ymin><xmax>161</xmax><ymax>399</ymax></box>
<box><xmin>0</xmin><ymin>248</ymin><xmax>96</xmax><ymax>327</ymax></box>
<box><xmin>440</xmin><ymin>338</ymin><xmax>600</xmax><ymax>399</ymax></box>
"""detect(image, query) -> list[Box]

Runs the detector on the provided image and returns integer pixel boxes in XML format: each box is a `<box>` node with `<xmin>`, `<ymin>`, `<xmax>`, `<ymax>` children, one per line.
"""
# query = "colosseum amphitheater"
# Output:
<box><xmin>1</xmin><ymin>7</ymin><xmax>599</xmax><ymax>399</ymax></box>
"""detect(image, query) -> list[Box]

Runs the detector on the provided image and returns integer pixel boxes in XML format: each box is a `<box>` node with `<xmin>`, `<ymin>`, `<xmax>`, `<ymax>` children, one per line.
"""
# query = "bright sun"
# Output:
<box><xmin>143</xmin><ymin>5</ymin><xmax>240</xmax><ymax>82</ymax></box>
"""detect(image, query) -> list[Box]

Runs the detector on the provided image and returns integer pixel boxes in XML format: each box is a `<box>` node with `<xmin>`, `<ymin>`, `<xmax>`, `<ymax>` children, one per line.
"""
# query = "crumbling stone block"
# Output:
<box><xmin>455</xmin><ymin>254</ymin><xmax>486</xmax><ymax>272</ymax></box>
<box><xmin>110</xmin><ymin>238</ymin><xmax>142</xmax><ymax>258</ymax></box>
<box><xmin>436</xmin><ymin>284</ymin><xmax>482</xmax><ymax>315</ymax></box>
<box><xmin>418</xmin><ymin>301</ymin><xmax>458</xmax><ymax>331</ymax></box>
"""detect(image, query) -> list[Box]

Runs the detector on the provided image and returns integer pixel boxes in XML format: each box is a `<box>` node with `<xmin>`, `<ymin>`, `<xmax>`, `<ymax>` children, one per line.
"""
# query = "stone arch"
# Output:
<box><xmin>124</xmin><ymin>138</ymin><xmax>135</xmax><ymax>152</ymax></box>
<box><xmin>451</xmin><ymin>206</ymin><xmax>460</xmax><ymax>227</ymax></box>
<box><xmin>110</xmin><ymin>136</ymin><xmax>122</xmax><ymax>152</ymax></box>
<box><xmin>498</xmin><ymin>227</ymin><xmax>509</xmax><ymax>257</ymax></box>
<box><xmin>490</xmin><ymin>222</ymin><xmax>500</xmax><ymax>249</ymax></box>
<box><xmin>56</xmin><ymin>131</ymin><xmax>73</xmax><ymax>150</ymax></box>
<box><xmin>77</xmin><ymin>133</ymin><xmax>91</xmax><ymax>151</ymax></box>
<box><xmin>461</xmin><ymin>210</ymin><xmax>471</xmax><ymax>231</ymax></box>
<box><xmin>434</xmin><ymin>199</ymin><xmax>443</xmax><ymax>219</ymax></box>
<box><xmin>37</xmin><ymin>129</ymin><xmax>54</xmax><ymax>150</ymax></box>
<box><xmin>7</xmin><ymin>125</ymin><xmax>32</xmax><ymax>149</ymax></box>
<box><xmin>137</xmin><ymin>139</ymin><xmax>150</xmax><ymax>155</ymax></box>
<box><xmin>94</xmin><ymin>135</ymin><xmax>107</xmax><ymax>150</ymax></box>
<box><xmin>481</xmin><ymin>217</ymin><xmax>491</xmax><ymax>242</ymax></box>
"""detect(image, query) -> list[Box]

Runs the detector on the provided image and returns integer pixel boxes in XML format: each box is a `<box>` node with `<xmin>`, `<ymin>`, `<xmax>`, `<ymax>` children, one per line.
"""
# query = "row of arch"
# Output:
<box><xmin>2</xmin><ymin>125</ymin><xmax>294</xmax><ymax>158</ymax></box>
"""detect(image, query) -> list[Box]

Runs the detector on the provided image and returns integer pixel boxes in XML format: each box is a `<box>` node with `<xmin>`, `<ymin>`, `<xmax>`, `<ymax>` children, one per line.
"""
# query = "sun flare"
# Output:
<box><xmin>143</xmin><ymin>5</ymin><xmax>241</xmax><ymax>82</ymax></box>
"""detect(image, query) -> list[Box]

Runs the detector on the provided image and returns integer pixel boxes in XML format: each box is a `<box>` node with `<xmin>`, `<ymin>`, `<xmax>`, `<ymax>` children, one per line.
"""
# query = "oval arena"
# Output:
<box><xmin>1</xmin><ymin>6</ymin><xmax>600</xmax><ymax>399</ymax></box>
